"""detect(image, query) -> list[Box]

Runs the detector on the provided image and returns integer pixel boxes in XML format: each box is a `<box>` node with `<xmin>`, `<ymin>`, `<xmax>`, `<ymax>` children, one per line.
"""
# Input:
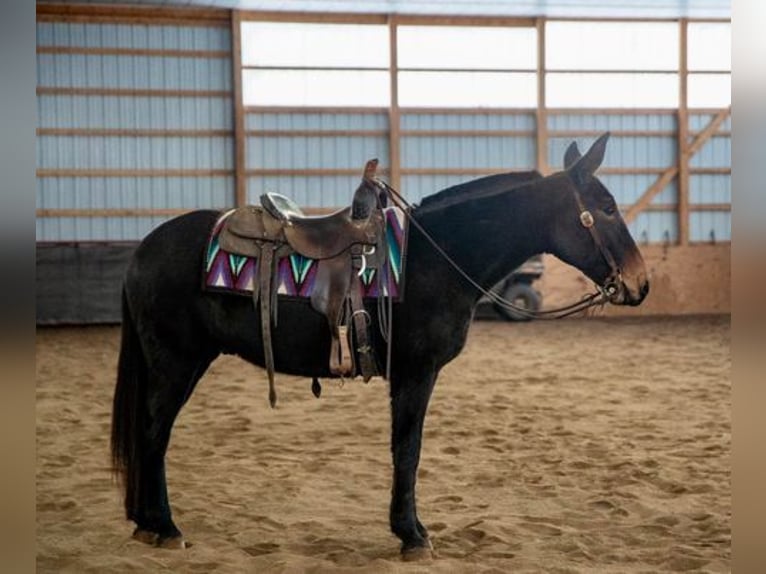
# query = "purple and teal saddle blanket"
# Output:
<box><xmin>204</xmin><ymin>207</ymin><xmax>408</xmax><ymax>300</ymax></box>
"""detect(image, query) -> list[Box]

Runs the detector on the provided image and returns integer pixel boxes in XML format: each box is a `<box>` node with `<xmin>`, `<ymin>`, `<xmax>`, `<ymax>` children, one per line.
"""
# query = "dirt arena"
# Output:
<box><xmin>36</xmin><ymin>315</ymin><xmax>730</xmax><ymax>573</ymax></box>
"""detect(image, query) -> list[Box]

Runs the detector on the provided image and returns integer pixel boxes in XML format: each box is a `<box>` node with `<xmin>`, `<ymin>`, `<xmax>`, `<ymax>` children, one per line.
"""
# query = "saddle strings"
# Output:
<box><xmin>376</xmin><ymin>179</ymin><xmax>609</xmax><ymax>321</ymax></box>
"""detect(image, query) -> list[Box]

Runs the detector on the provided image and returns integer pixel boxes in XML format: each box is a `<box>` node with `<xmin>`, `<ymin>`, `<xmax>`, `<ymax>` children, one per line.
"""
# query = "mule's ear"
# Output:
<box><xmin>575</xmin><ymin>132</ymin><xmax>610</xmax><ymax>176</ymax></box>
<box><xmin>363</xmin><ymin>158</ymin><xmax>378</xmax><ymax>180</ymax></box>
<box><xmin>564</xmin><ymin>141</ymin><xmax>581</xmax><ymax>169</ymax></box>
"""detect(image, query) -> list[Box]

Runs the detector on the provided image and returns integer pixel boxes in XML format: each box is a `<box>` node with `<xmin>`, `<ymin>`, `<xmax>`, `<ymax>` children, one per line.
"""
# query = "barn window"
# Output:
<box><xmin>545</xmin><ymin>21</ymin><xmax>679</xmax><ymax>108</ymax></box>
<box><xmin>397</xmin><ymin>25</ymin><xmax>537</xmax><ymax>107</ymax></box>
<box><xmin>687</xmin><ymin>22</ymin><xmax>730</xmax><ymax>108</ymax></box>
<box><xmin>241</xmin><ymin>22</ymin><xmax>390</xmax><ymax>106</ymax></box>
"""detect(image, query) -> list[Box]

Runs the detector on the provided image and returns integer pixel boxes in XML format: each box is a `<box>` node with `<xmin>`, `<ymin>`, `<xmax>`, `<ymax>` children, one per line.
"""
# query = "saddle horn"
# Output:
<box><xmin>363</xmin><ymin>158</ymin><xmax>379</xmax><ymax>181</ymax></box>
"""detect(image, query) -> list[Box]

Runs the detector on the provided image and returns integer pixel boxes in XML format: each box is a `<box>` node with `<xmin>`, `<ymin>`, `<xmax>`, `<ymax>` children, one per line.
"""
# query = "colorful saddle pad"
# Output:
<box><xmin>204</xmin><ymin>206</ymin><xmax>407</xmax><ymax>300</ymax></box>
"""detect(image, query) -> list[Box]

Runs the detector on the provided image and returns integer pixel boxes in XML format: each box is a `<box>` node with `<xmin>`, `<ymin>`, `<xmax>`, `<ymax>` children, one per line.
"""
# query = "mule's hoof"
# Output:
<box><xmin>157</xmin><ymin>535</ymin><xmax>187</xmax><ymax>549</ymax></box>
<box><xmin>132</xmin><ymin>528</ymin><xmax>159</xmax><ymax>546</ymax></box>
<box><xmin>401</xmin><ymin>544</ymin><xmax>434</xmax><ymax>562</ymax></box>
<box><xmin>132</xmin><ymin>529</ymin><xmax>187</xmax><ymax>549</ymax></box>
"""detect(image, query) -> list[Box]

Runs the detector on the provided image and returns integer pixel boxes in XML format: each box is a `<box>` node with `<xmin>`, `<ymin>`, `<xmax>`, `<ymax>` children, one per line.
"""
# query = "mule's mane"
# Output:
<box><xmin>417</xmin><ymin>170</ymin><xmax>543</xmax><ymax>212</ymax></box>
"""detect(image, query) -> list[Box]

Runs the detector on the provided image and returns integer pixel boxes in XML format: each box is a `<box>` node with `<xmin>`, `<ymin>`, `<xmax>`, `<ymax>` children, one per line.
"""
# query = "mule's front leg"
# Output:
<box><xmin>389</xmin><ymin>370</ymin><xmax>436</xmax><ymax>559</ymax></box>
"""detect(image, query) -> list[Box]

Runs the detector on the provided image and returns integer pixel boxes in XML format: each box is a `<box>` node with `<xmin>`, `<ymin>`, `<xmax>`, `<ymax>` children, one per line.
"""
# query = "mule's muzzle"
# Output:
<box><xmin>605</xmin><ymin>273</ymin><xmax>649</xmax><ymax>306</ymax></box>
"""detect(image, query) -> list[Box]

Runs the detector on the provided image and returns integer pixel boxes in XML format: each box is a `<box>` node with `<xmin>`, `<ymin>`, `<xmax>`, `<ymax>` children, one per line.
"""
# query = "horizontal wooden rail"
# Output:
<box><xmin>37</xmin><ymin>169</ymin><xmax>233</xmax><ymax>178</ymax></box>
<box><xmin>37</xmin><ymin>3</ymin><xmax>230</xmax><ymax>27</ymax></box>
<box><xmin>621</xmin><ymin>203</ymin><xmax>730</xmax><ymax>213</ymax></box>
<box><xmin>36</xmin><ymin>202</ymin><xmax>730</xmax><ymax>219</ymax></box>
<box><xmin>37</xmin><ymin>87</ymin><xmax>232</xmax><ymax>98</ymax></box>
<box><xmin>401</xmin><ymin>129</ymin><xmax>536</xmax><ymax>137</ymax></box>
<box><xmin>245</xmin><ymin>168</ymin><xmax>389</xmax><ymax>177</ymax></box>
<box><xmin>37</xmin><ymin>46</ymin><xmax>231</xmax><ymax>59</ymax></box>
<box><xmin>245</xmin><ymin>106</ymin><xmax>388</xmax><ymax>115</ymax></box>
<box><xmin>399</xmin><ymin>167</ymin><xmax>670</xmax><ymax>176</ymax></box>
<box><xmin>37</xmin><ymin>128</ymin><xmax>232</xmax><ymax>138</ymax></box>
<box><xmin>245</xmin><ymin>129</ymin><xmax>388</xmax><ymax>138</ymax></box>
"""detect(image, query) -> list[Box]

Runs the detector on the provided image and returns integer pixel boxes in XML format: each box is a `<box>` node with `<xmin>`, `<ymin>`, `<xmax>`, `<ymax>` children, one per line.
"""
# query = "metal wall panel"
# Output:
<box><xmin>247</xmin><ymin>111</ymin><xmax>388</xmax><ymax>131</ymax></box>
<box><xmin>36</xmin><ymin>19</ymin><xmax>235</xmax><ymax>242</ymax></box>
<box><xmin>399</xmin><ymin>111</ymin><xmax>536</xmax><ymax>203</ymax></box>
<box><xmin>690</xmin><ymin>212</ymin><xmax>730</xmax><ymax>242</ymax></box>
<box><xmin>401</xmin><ymin>174</ymin><xmax>501</xmax><ymax>203</ymax></box>
<box><xmin>246</xmin><ymin>175</ymin><xmax>368</xmax><ymax>208</ymax></box>
<box><xmin>244</xmin><ymin>111</ymin><xmax>390</xmax><ymax>205</ymax></box>
<box><xmin>548</xmin><ymin>113</ymin><xmax>677</xmax><ymax>132</ymax></box>
<box><xmin>37</xmin><ymin>22</ymin><xmax>231</xmax><ymax>51</ymax></box>
<box><xmin>401</xmin><ymin>113</ymin><xmax>535</xmax><ymax>131</ymax></box>
<box><xmin>38</xmin><ymin>95</ymin><xmax>233</xmax><ymax>129</ymax></box>
<box><xmin>629</xmin><ymin>211</ymin><xmax>678</xmax><ymax>244</ymax></box>
<box><xmin>688</xmin><ymin>112</ymin><xmax>731</xmax><ymax>242</ymax></box>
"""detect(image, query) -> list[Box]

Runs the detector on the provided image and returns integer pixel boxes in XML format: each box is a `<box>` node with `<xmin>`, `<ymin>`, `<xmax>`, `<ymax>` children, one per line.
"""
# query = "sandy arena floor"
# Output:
<box><xmin>36</xmin><ymin>315</ymin><xmax>730</xmax><ymax>573</ymax></box>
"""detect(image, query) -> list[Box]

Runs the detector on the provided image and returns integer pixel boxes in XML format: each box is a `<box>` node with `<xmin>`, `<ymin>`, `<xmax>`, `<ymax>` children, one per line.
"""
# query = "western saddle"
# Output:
<box><xmin>217</xmin><ymin>159</ymin><xmax>389</xmax><ymax>407</ymax></box>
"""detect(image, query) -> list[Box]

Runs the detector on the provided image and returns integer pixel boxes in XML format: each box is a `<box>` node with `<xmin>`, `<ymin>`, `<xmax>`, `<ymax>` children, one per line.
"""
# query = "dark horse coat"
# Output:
<box><xmin>111</xmin><ymin>134</ymin><xmax>649</xmax><ymax>556</ymax></box>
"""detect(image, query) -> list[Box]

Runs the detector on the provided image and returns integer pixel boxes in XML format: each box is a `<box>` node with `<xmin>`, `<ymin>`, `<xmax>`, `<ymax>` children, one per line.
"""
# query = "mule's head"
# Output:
<box><xmin>549</xmin><ymin>133</ymin><xmax>649</xmax><ymax>306</ymax></box>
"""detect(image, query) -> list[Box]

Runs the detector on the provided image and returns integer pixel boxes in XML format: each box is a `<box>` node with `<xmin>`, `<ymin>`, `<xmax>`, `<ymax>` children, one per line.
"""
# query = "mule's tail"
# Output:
<box><xmin>110</xmin><ymin>286</ymin><xmax>146</xmax><ymax>521</ymax></box>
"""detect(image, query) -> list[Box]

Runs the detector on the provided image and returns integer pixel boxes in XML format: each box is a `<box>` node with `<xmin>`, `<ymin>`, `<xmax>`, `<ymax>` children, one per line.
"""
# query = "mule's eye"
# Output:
<box><xmin>603</xmin><ymin>204</ymin><xmax>617</xmax><ymax>216</ymax></box>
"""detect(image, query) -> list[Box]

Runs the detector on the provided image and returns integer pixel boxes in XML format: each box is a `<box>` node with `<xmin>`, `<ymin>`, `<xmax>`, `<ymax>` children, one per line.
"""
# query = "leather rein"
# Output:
<box><xmin>377</xmin><ymin>179</ymin><xmax>622</xmax><ymax>320</ymax></box>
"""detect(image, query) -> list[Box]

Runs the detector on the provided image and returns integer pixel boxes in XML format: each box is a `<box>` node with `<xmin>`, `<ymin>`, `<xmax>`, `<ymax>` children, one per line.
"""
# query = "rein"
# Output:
<box><xmin>377</xmin><ymin>179</ymin><xmax>618</xmax><ymax>320</ymax></box>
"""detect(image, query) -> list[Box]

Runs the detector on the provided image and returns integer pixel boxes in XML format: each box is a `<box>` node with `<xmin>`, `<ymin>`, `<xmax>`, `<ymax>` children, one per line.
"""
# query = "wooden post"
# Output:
<box><xmin>231</xmin><ymin>10</ymin><xmax>247</xmax><ymax>207</ymax></box>
<box><xmin>677</xmin><ymin>18</ymin><xmax>690</xmax><ymax>245</ymax></box>
<box><xmin>535</xmin><ymin>18</ymin><xmax>548</xmax><ymax>174</ymax></box>
<box><xmin>388</xmin><ymin>16</ymin><xmax>401</xmax><ymax>190</ymax></box>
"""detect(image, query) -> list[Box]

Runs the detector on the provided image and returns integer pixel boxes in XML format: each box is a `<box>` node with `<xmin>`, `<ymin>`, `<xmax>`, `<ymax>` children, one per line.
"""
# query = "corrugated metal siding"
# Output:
<box><xmin>37</xmin><ymin>21</ymin><xmax>230</xmax><ymax>51</ymax></box>
<box><xmin>37</xmin><ymin>95</ymin><xmax>233</xmax><ymax>129</ymax></box>
<box><xmin>688</xmin><ymin>112</ymin><xmax>730</xmax><ymax>242</ymax></box>
<box><xmin>245</xmin><ymin>111</ymin><xmax>389</xmax><ymax>206</ymax></box>
<box><xmin>400</xmin><ymin>111</ymin><xmax>536</xmax><ymax>203</ymax></box>
<box><xmin>36</xmin><ymin>20</ymin><xmax>234</xmax><ymax>242</ymax></box>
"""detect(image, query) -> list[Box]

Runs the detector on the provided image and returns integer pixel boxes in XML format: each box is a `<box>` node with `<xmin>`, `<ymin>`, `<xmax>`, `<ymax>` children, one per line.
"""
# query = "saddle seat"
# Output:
<box><xmin>215</xmin><ymin>159</ymin><xmax>388</xmax><ymax>408</ymax></box>
<box><xmin>224</xmin><ymin>193</ymin><xmax>380</xmax><ymax>261</ymax></box>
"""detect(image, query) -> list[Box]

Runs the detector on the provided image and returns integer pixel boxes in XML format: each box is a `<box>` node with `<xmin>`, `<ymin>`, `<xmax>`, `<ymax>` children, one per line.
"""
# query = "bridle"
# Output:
<box><xmin>571</xmin><ymin>185</ymin><xmax>623</xmax><ymax>301</ymax></box>
<box><xmin>376</xmin><ymin>178</ymin><xmax>624</xmax><ymax>320</ymax></box>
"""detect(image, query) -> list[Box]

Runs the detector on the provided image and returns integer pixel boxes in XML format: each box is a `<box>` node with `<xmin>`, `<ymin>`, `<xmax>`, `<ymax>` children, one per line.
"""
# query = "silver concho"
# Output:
<box><xmin>580</xmin><ymin>210</ymin><xmax>595</xmax><ymax>228</ymax></box>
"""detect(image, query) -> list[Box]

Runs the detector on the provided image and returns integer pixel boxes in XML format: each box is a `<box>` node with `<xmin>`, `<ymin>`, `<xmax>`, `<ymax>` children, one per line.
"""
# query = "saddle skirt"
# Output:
<box><xmin>204</xmin><ymin>206</ymin><xmax>408</xmax><ymax>300</ymax></box>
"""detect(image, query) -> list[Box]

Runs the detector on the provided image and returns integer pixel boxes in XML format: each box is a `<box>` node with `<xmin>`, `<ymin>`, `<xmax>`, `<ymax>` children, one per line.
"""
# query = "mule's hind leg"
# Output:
<box><xmin>132</xmin><ymin>352</ymin><xmax>213</xmax><ymax>548</ymax></box>
<box><xmin>389</xmin><ymin>368</ymin><xmax>437</xmax><ymax>559</ymax></box>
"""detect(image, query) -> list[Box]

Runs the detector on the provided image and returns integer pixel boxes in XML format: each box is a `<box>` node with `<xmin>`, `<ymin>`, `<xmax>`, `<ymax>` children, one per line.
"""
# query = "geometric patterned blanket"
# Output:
<box><xmin>204</xmin><ymin>206</ymin><xmax>408</xmax><ymax>300</ymax></box>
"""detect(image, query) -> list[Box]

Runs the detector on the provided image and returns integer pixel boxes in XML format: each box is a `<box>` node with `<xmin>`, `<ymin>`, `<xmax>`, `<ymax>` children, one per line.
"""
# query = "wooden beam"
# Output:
<box><xmin>678</xmin><ymin>18</ymin><xmax>690</xmax><ymax>245</ymax></box>
<box><xmin>37</xmin><ymin>169</ymin><xmax>233</xmax><ymax>178</ymax></box>
<box><xmin>36</xmin><ymin>206</ymin><xmax>346</xmax><ymax>219</ymax></box>
<box><xmin>623</xmin><ymin>168</ymin><xmax>679</xmax><ymax>223</ymax></box>
<box><xmin>388</xmin><ymin>16</ymin><xmax>401</xmax><ymax>190</ymax></box>
<box><xmin>400</xmin><ymin>129</ymin><xmax>536</xmax><ymax>137</ymax></box>
<box><xmin>398</xmin><ymin>107</ymin><xmax>536</xmax><ymax>115</ymax></box>
<box><xmin>245</xmin><ymin>168</ymin><xmax>390</xmax><ymax>177</ymax></box>
<box><xmin>37</xmin><ymin>128</ymin><xmax>232</xmax><ymax>138</ymax></box>
<box><xmin>36</xmin><ymin>208</ymin><xmax>202</xmax><ymax>218</ymax></box>
<box><xmin>686</xmin><ymin>107</ymin><xmax>732</xmax><ymax>156</ymax></box>
<box><xmin>547</xmin><ymin>108</ymin><xmax>677</xmax><ymax>116</ymax></box>
<box><xmin>549</xmin><ymin>129</ymin><xmax>676</xmax><ymax>138</ymax></box>
<box><xmin>246</xmin><ymin>130</ymin><xmax>389</xmax><ymax>138</ymax></box>
<box><xmin>37</xmin><ymin>87</ymin><xmax>231</xmax><ymax>98</ymax></box>
<box><xmin>36</xmin><ymin>46</ymin><xmax>231</xmax><ymax>59</ymax></box>
<box><xmin>238</xmin><ymin>11</ymin><xmax>388</xmax><ymax>24</ymax></box>
<box><xmin>245</xmin><ymin>106</ymin><xmax>387</xmax><ymax>115</ymax></box>
<box><xmin>231</xmin><ymin>10</ymin><xmax>247</xmax><ymax>208</ymax></box>
<box><xmin>37</xmin><ymin>3</ymin><xmax>230</xmax><ymax>27</ymax></box>
<box><xmin>399</xmin><ymin>167</ymin><xmax>667</xmax><ymax>176</ymax></box>
<box><xmin>689</xmin><ymin>167</ymin><xmax>731</xmax><ymax>175</ymax></box>
<box><xmin>623</xmin><ymin>105</ymin><xmax>730</xmax><ymax>224</ymax></box>
<box><xmin>535</xmin><ymin>18</ymin><xmax>548</xmax><ymax>175</ymax></box>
